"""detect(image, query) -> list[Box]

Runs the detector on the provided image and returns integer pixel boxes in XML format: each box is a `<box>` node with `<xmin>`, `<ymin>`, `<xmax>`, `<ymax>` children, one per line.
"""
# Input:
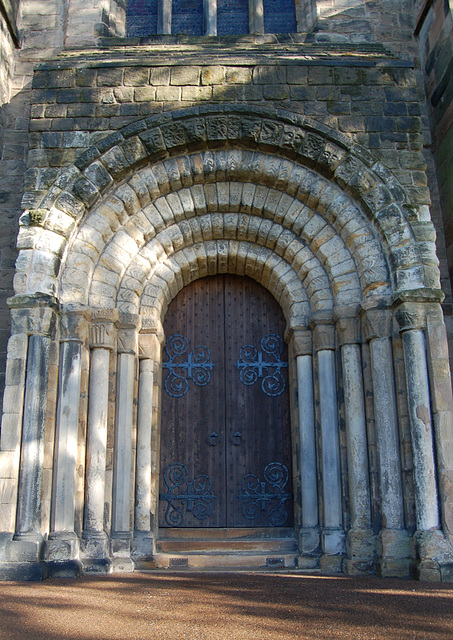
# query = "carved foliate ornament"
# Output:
<box><xmin>138</xmin><ymin>333</ymin><xmax>161</xmax><ymax>361</ymax></box>
<box><xmin>362</xmin><ymin>308</ymin><xmax>393</xmax><ymax>341</ymax></box>
<box><xmin>291</xmin><ymin>329</ymin><xmax>313</xmax><ymax>357</ymax></box>
<box><xmin>336</xmin><ymin>317</ymin><xmax>361</xmax><ymax>346</ymax></box>
<box><xmin>89</xmin><ymin>322</ymin><xmax>115</xmax><ymax>350</ymax></box>
<box><xmin>394</xmin><ymin>302</ymin><xmax>426</xmax><ymax>333</ymax></box>
<box><xmin>60</xmin><ymin>309</ymin><xmax>90</xmax><ymax>343</ymax></box>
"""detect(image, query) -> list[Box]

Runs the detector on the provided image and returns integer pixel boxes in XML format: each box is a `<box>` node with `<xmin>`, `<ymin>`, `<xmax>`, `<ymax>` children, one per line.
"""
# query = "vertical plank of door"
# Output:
<box><xmin>159</xmin><ymin>277</ymin><xmax>226</xmax><ymax>527</ymax></box>
<box><xmin>224</xmin><ymin>275</ymin><xmax>293</xmax><ymax>527</ymax></box>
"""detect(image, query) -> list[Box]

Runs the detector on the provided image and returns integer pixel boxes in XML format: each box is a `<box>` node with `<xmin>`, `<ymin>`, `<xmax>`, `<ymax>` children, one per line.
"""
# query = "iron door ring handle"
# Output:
<box><xmin>208</xmin><ymin>431</ymin><xmax>219</xmax><ymax>446</ymax></box>
<box><xmin>233</xmin><ymin>432</ymin><xmax>243</xmax><ymax>446</ymax></box>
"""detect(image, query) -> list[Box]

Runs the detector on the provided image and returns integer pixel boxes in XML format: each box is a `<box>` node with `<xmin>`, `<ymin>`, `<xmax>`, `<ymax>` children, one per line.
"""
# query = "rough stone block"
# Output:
<box><xmin>124</xmin><ymin>68</ymin><xmax>149</xmax><ymax>86</ymax></box>
<box><xmin>201</xmin><ymin>66</ymin><xmax>224</xmax><ymax>85</ymax></box>
<box><xmin>170</xmin><ymin>66</ymin><xmax>201</xmax><ymax>86</ymax></box>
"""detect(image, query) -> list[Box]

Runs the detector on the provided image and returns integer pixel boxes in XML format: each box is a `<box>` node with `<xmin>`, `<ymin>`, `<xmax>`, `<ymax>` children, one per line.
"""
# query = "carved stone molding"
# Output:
<box><xmin>8</xmin><ymin>294</ymin><xmax>58</xmax><ymax>336</ymax></box>
<box><xmin>60</xmin><ymin>308</ymin><xmax>90</xmax><ymax>343</ymax></box>
<box><xmin>140</xmin><ymin>316</ymin><xmax>165</xmax><ymax>344</ymax></box>
<box><xmin>116</xmin><ymin>313</ymin><xmax>141</xmax><ymax>355</ymax></box>
<box><xmin>362</xmin><ymin>308</ymin><xmax>393</xmax><ymax>342</ymax></box>
<box><xmin>394</xmin><ymin>302</ymin><xmax>427</xmax><ymax>333</ymax></box>
<box><xmin>310</xmin><ymin>310</ymin><xmax>335</xmax><ymax>351</ymax></box>
<box><xmin>336</xmin><ymin>317</ymin><xmax>362</xmax><ymax>346</ymax></box>
<box><xmin>89</xmin><ymin>309</ymin><xmax>119</xmax><ymax>350</ymax></box>
<box><xmin>291</xmin><ymin>329</ymin><xmax>313</xmax><ymax>357</ymax></box>
<box><xmin>138</xmin><ymin>333</ymin><xmax>161</xmax><ymax>361</ymax></box>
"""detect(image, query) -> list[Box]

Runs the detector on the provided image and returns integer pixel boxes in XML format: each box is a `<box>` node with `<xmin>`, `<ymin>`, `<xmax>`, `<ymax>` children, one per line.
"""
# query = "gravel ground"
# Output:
<box><xmin>1</xmin><ymin>572</ymin><xmax>452</xmax><ymax>640</ymax></box>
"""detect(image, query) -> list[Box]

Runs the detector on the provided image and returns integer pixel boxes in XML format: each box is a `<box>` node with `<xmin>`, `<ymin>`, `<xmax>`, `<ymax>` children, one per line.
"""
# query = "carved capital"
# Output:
<box><xmin>140</xmin><ymin>316</ymin><xmax>165</xmax><ymax>345</ymax></box>
<box><xmin>8</xmin><ymin>294</ymin><xmax>58</xmax><ymax>337</ymax></box>
<box><xmin>89</xmin><ymin>322</ymin><xmax>116</xmax><ymax>350</ymax></box>
<box><xmin>138</xmin><ymin>333</ymin><xmax>161</xmax><ymax>361</ymax></box>
<box><xmin>310</xmin><ymin>310</ymin><xmax>335</xmax><ymax>351</ymax></box>
<box><xmin>291</xmin><ymin>329</ymin><xmax>313</xmax><ymax>357</ymax></box>
<box><xmin>336</xmin><ymin>317</ymin><xmax>361</xmax><ymax>346</ymax></box>
<box><xmin>394</xmin><ymin>302</ymin><xmax>426</xmax><ymax>333</ymax></box>
<box><xmin>116</xmin><ymin>313</ymin><xmax>141</xmax><ymax>354</ymax></box>
<box><xmin>362</xmin><ymin>308</ymin><xmax>393</xmax><ymax>341</ymax></box>
<box><xmin>60</xmin><ymin>307</ymin><xmax>90</xmax><ymax>343</ymax></box>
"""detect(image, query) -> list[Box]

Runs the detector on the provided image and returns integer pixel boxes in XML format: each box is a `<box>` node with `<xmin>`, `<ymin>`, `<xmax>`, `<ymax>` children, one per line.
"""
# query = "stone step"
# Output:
<box><xmin>158</xmin><ymin>527</ymin><xmax>296</xmax><ymax>540</ymax></box>
<box><xmin>156</xmin><ymin>538</ymin><xmax>298</xmax><ymax>553</ymax></box>
<box><xmin>154</xmin><ymin>528</ymin><xmax>299</xmax><ymax>570</ymax></box>
<box><xmin>153</xmin><ymin>552</ymin><xmax>298</xmax><ymax>570</ymax></box>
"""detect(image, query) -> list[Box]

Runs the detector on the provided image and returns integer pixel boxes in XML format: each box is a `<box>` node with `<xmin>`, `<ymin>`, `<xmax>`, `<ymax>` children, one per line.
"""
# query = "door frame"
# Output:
<box><xmin>149</xmin><ymin>274</ymin><xmax>300</xmax><ymax>543</ymax></box>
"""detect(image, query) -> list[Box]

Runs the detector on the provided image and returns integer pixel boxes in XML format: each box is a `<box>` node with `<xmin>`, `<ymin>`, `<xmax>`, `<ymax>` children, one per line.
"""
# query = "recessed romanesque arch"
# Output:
<box><xmin>18</xmin><ymin>105</ymin><xmax>439</xmax><ymax>307</ymax></box>
<box><xmin>2</xmin><ymin>105</ymin><xmax>452</xmax><ymax>582</ymax></box>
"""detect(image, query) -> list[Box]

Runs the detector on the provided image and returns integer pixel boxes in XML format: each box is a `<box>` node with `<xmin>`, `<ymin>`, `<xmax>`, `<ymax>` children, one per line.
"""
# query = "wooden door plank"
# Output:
<box><xmin>224</xmin><ymin>275</ymin><xmax>293</xmax><ymax>527</ymax></box>
<box><xmin>159</xmin><ymin>277</ymin><xmax>226</xmax><ymax>527</ymax></box>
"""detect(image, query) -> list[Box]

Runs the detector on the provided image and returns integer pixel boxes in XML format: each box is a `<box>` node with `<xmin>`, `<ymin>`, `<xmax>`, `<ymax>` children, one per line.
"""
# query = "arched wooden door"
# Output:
<box><xmin>159</xmin><ymin>275</ymin><xmax>293</xmax><ymax>528</ymax></box>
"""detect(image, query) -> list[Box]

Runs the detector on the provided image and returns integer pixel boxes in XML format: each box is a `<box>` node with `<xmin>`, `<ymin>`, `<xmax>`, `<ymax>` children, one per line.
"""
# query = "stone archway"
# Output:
<box><xmin>1</xmin><ymin>105</ymin><xmax>453</xmax><ymax>580</ymax></box>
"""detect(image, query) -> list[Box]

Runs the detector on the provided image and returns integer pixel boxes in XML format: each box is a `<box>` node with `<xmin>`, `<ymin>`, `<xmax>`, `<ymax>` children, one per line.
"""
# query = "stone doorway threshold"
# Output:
<box><xmin>152</xmin><ymin>528</ymin><xmax>299</xmax><ymax>571</ymax></box>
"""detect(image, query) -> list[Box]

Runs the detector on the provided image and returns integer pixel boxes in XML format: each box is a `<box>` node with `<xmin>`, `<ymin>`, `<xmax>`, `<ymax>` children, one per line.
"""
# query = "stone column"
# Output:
<box><xmin>46</xmin><ymin>309</ymin><xmax>89</xmax><ymax>578</ymax></box>
<box><xmin>336</xmin><ymin>308</ymin><xmax>376</xmax><ymax>575</ymax></box>
<box><xmin>133</xmin><ymin>332</ymin><xmax>161</xmax><ymax>566</ymax></box>
<box><xmin>110</xmin><ymin>315</ymin><xmax>140</xmax><ymax>572</ymax></box>
<box><xmin>311</xmin><ymin>313</ymin><xmax>344</xmax><ymax>572</ymax></box>
<box><xmin>81</xmin><ymin>310</ymin><xmax>117</xmax><ymax>573</ymax></box>
<box><xmin>249</xmin><ymin>0</ymin><xmax>264</xmax><ymax>34</ymax></box>
<box><xmin>6</xmin><ymin>295</ymin><xmax>57</xmax><ymax>579</ymax></box>
<box><xmin>395</xmin><ymin>300</ymin><xmax>453</xmax><ymax>580</ymax></box>
<box><xmin>291</xmin><ymin>328</ymin><xmax>319</xmax><ymax>567</ymax></box>
<box><xmin>363</xmin><ymin>307</ymin><xmax>411</xmax><ymax>577</ymax></box>
<box><xmin>204</xmin><ymin>0</ymin><xmax>217</xmax><ymax>35</ymax></box>
<box><xmin>424</xmin><ymin>305</ymin><xmax>453</xmax><ymax>552</ymax></box>
<box><xmin>157</xmin><ymin>0</ymin><xmax>172</xmax><ymax>34</ymax></box>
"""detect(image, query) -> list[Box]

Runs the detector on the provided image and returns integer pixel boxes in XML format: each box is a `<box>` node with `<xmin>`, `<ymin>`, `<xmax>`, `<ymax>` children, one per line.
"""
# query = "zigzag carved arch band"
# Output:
<box><xmin>19</xmin><ymin>106</ymin><xmax>440</xmax><ymax>321</ymax></box>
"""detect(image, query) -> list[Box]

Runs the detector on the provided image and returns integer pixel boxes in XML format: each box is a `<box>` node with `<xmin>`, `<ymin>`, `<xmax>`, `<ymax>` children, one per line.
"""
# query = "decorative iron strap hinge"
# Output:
<box><xmin>162</xmin><ymin>334</ymin><xmax>214</xmax><ymax>397</ymax></box>
<box><xmin>235</xmin><ymin>334</ymin><xmax>288</xmax><ymax>396</ymax></box>
<box><xmin>237</xmin><ymin>462</ymin><xmax>292</xmax><ymax>526</ymax></box>
<box><xmin>160</xmin><ymin>463</ymin><xmax>216</xmax><ymax>527</ymax></box>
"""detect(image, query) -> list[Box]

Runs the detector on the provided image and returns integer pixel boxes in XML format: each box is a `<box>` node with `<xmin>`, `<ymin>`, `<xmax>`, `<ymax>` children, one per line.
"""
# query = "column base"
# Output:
<box><xmin>344</xmin><ymin>528</ymin><xmax>377</xmax><ymax>576</ymax></box>
<box><xmin>319</xmin><ymin>554</ymin><xmax>344</xmax><ymax>574</ymax></box>
<box><xmin>322</xmin><ymin>527</ymin><xmax>345</xmax><ymax>556</ymax></box>
<box><xmin>80</xmin><ymin>531</ymin><xmax>111</xmax><ymax>573</ymax></box>
<box><xmin>297</xmin><ymin>555</ymin><xmax>320</xmax><ymax>570</ymax></box>
<box><xmin>47</xmin><ymin>560</ymin><xmax>82</xmax><ymax>578</ymax></box>
<box><xmin>410</xmin><ymin>530</ymin><xmax>453</xmax><ymax>582</ymax></box>
<box><xmin>298</xmin><ymin>526</ymin><xmax>320</xmax><ymax>555</ymax></box>
<box><xmin>110</xmin><ymin>532</ymin><xmax>134</xmax><ymax>572</ymax></box>
<box><xmin>376</xmin><ymin>529</ymin><xmax>413</xmax><ymax>578</ymax></box>
<box><xmin>0</xmin><ymin>561</ymin><xmax>48</xmax><ymax>581</ymax></box>
<box><xmin>132</xmin><ymin>531</ymin><xmax>155</xmax><ymax>568</ymax></box>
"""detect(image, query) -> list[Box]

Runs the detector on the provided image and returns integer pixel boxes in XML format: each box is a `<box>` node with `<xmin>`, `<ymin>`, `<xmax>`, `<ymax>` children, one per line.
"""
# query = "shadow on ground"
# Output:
<box><xmin>1</xmin><ymin>572</ymin><xmax>452</xmax><ymax>640</ymax></box>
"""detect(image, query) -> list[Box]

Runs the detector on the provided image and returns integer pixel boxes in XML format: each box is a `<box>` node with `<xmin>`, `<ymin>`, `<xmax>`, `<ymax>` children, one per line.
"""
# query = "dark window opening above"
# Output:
<box><xmin>126</xmin><ymin>0</ymin><xmax>297</xmax><ymax>37</ymax></box>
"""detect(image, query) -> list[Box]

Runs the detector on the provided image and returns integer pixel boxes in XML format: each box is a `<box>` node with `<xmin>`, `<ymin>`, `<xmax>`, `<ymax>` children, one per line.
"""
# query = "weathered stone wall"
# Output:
<box><xmin>316</xmin><ymin>0</ymin><xmax>417</xmax><ymax>56</ymax></box>
<box><xmin>0</xmin><ymin>5</ymin><xmax>19</xmax><ymax>414</ymax></box>
<box><xmin>415</xmin><ymin>0</ymin><xmax>453</xmax><ymax>303</ymax></box>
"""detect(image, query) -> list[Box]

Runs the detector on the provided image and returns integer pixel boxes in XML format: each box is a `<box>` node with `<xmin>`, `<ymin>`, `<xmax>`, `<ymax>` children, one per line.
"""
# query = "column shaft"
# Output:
<box><xmin>84</xmin><ymin>347</ymin><xmax>110</xmax><ymax>534</ymax></box>
<box><xmin>369</xmin><ymin>337</ymin><xmax>405</xmax><ymax>529</ymax></box>
<box><xmin>402</xmin><ymin>329</ymin><xmax>440</xmax><ymax>530</ymax></box>
<box><xmin>297</xmin><ymin>354</ymin><xmax>318</xmax><ymax>528</ymax></box>
<box><xmin>51</xmin><ymin>340</ymin><xmax>83</xmax><ymax>533</ymax></box>
<box><xmin>15</xmin><ymin>334</ymin><xmax>51</xmax><ymax>538</ymax></box>
<box><xmin>318</xmin><ymin>349</ymin><xmax>342</xmax><ymax>529</ymax></box>
<box><xmin>341</xmin><ymin>343</ymin><xmax>371</xmax><ymax>529</ymax></box>
<box><xmin>135</xmin><ymin>358</ymin><xmax>154</xmax><ymax>532</ymax></box>
<box><xmin>157</xmin><ymin>0</ymin><xmax>172</xmax><ymax>34</ymax></box>
<box><xmin>249</xmin><ymin>0</ymin><xmax>264</xmax><ymax>33</ymax></box>
<box><xmin>112</xmin><ymin>352</ymin><xmax>135</xmax><ymax>534</ymax></box>
<box><xmin>204</xmin><ymin>0</ymin><xmax>217</xmax><ymax>34</ymax></box>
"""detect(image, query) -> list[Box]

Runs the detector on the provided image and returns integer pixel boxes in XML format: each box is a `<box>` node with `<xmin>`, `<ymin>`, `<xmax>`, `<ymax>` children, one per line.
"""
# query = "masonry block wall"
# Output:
<box><xmin>415</xmin><ymin>0</ymin><xmax>453</xmax><ymax>296</ymax></box>
<box><xmin>0</xmin><ymin>0</ymin><xmax>452</xmax><ymax>581</ymax></box>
